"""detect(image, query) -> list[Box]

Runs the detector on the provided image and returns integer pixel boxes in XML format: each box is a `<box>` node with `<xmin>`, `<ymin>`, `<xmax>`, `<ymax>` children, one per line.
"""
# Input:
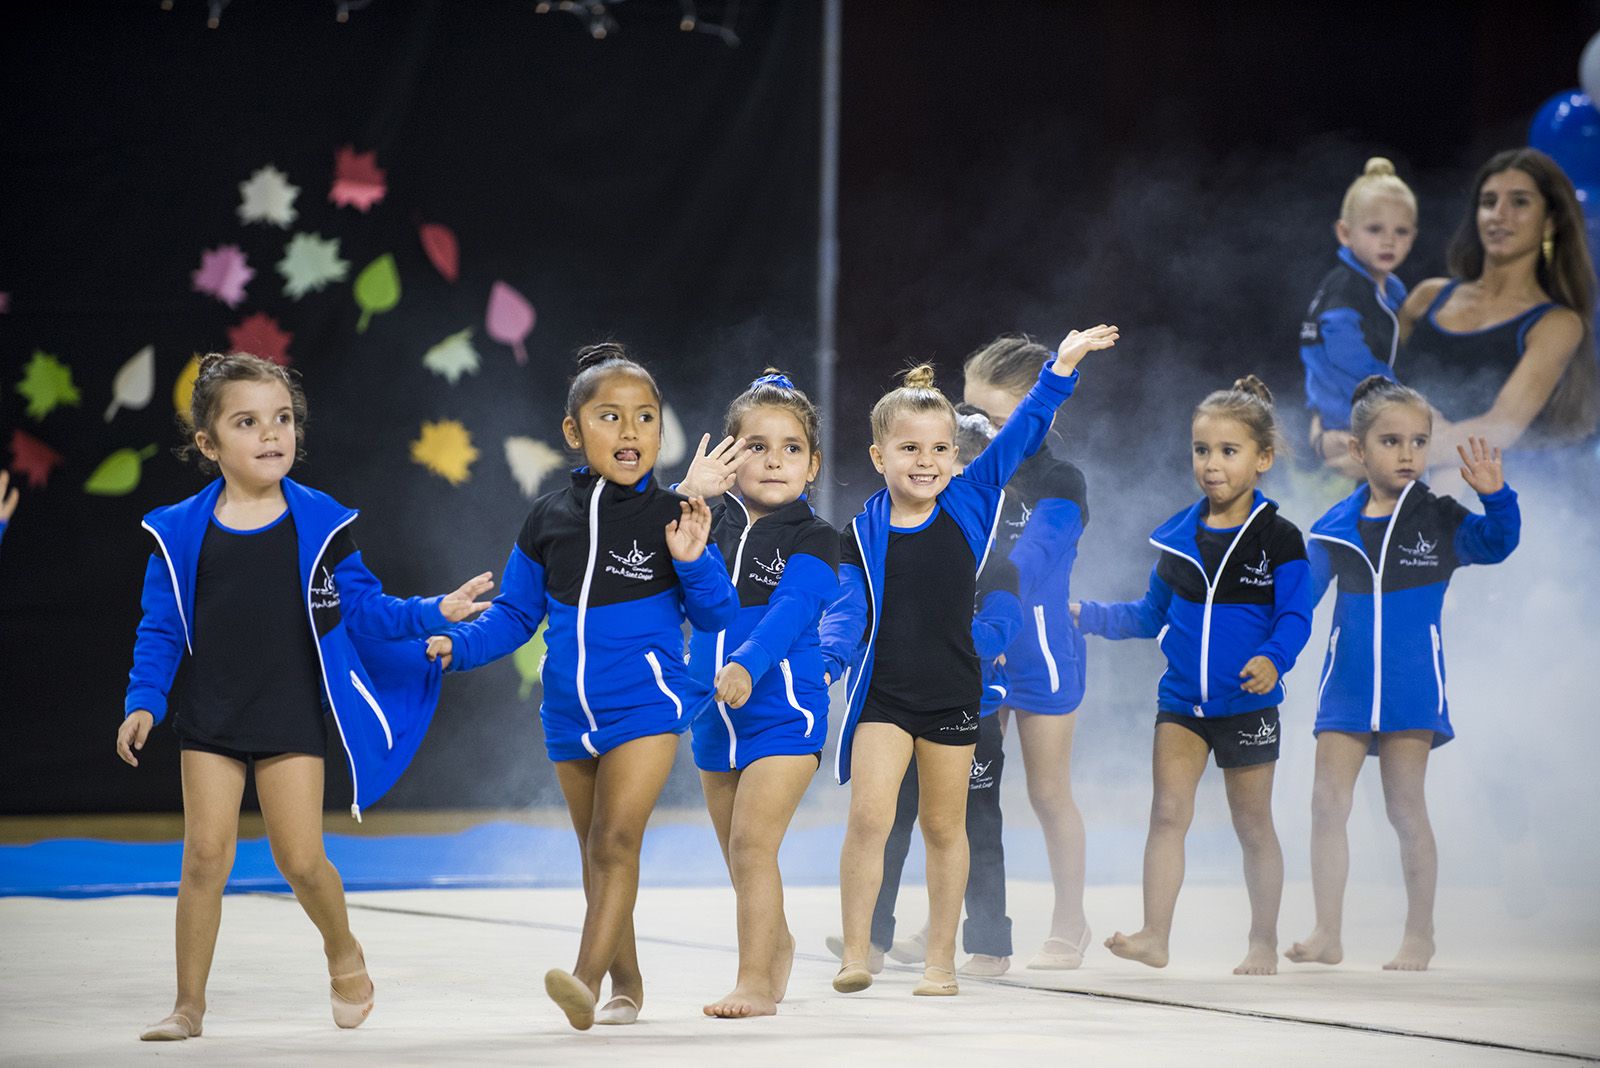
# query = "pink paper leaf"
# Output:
<box><xmin>191</xmin><ymin>245</ymin><xmax>254</xmax><ymax>307</ymax></box>
<box><xmin>485</xmin><ymin>281</ymin><xmax>535</xmax><ymax>365</ymax></box>
<box><xmin>329</xmin><ymin>145</ymin><xmax>387</xmax><ymax>212</ymax></box>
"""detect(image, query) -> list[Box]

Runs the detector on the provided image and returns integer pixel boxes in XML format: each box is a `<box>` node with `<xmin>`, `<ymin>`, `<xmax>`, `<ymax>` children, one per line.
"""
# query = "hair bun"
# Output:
<box><xmin>1232</xmin><ymin>374</ymin><xmax>1274</xmax><ymax>407</ymax></box>
<box><xmin>1363</xmin><ymin>156</ymin><xmax>1397</xmax><ymax>177</ymax></box>
<box><xmin>901</xmin><ymin>363</ymin><xmax>938</xmax><ymax>390</ymax></box>
<box><xmin>751</xmin><ymin>368</ymin><xmax>796</xmax><ymax>390</ymax></box>
<box><xmin>1350</xmin><ymin>373</ymin><xmax>1395</xmax><ymax>405</ymax></box>
<box><xmin>575</xmin><ymin>341</ymin><xmax>629</xmax><ymax>372</ymax></box>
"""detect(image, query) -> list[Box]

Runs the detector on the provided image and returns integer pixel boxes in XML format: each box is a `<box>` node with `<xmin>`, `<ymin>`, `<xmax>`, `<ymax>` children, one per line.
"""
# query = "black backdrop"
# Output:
<box><xmin>2</xmin><ymin>0</ymin><xmax>1592</xmax><ymax>814</ymax></box>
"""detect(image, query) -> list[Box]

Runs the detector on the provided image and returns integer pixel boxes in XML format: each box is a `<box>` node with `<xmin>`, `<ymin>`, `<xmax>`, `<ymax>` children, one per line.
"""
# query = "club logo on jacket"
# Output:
<box><xmin>310</xmin><ymin>565</ymin><xmax>340</xmax><ymax>610</ymax></box>
<box><xmin>606</xmin><ymin>540</ymin><xmax>657</xmax><ymax>581</ymax></box>
<box><xmin>1239</xmin><ymin>549</ymin><xmax>1274</xmax><ymax>588</ymax></box>
<box><xmin>1006</xmin><ymin>500</ymin><xmax>1033</xmax><ymax>530</ymax></box>
<box><xmin>969</xmin><ymin>757</ymin><xmax>995</xmax><ymax>790</ymax></box>
<box><xmin>1237</xmin><ymin>719</ymin><xmax>1278</xmax><ymax>747</ymax></box>
<box><xmin>748</xmin><ymin>548</ymin><xmax>785</xmax><ymax>588</ymax></box>
<box><xmin>1397</xmin><ymin>531</ymin><xmax>1439</xmax><ymax>568</ymax></box>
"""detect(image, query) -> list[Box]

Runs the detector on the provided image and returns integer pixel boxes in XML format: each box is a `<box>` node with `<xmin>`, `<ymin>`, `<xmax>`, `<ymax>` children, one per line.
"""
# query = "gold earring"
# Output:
<box><xmin>1543</xmin><ymin>230</ymin><xmax>1555</xmax><ymax>263</ymax></box>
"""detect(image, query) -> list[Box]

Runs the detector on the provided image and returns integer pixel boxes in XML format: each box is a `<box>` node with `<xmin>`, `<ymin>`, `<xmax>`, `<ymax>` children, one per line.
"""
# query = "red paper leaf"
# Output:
<box><xmin>329</xmin><ymin>145</ymin><xmax>387</xmax><ymax>212</ymax></box>
<box><xmin>228</xmin><ymin>312</ymin><xmax>294</xmax><ymax>366</ymax></box>
<box><xmin>9</xmin><ymin>428</ymin><xmax>65</xmax><ymax>489</ymax></box>
<box><xmin>419</xmin><ymin>222</ymin><xmax>460</xmax><ymax>283</ymax></box>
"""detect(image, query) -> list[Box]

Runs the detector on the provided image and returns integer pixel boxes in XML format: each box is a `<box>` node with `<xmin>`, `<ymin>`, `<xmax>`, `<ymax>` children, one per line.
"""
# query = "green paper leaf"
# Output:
<box><xmin>513</xmin><ymin>623</ymin><xmax>548</xmax><ymax>700</ymax></box>
<box><xmin>85</xmin><ymin>444</ymin><xmax>158</xmax><ymax>497</ymax></box>
<box><xmin>354</xmin><ymin>253</ymin><xmax>400</xmax><ymax>333</ymax></box>
<box><xmin>16</xmin><ymin>350</ymin><xmax>81</xmax><ymax>421</ymax></box>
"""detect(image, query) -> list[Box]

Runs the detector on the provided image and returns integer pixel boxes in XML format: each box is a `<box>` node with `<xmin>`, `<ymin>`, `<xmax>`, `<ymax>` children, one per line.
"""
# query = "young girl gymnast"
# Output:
<box><xmin>673</xmin><ymin>370</ymin><xmax>840</xmax><ymax>1019</ymax></box>
<box><xmin>1287</xmin><ymin>376</ymin><xmax>1519</xmax><ymax>972</ymax></box>
<box><xmin>424</xmin><ymin>343</ymin><xmax>739</xmax><ymax>1030</ymax></box>
<box><xmin>1074</xmin><ymin>376</ymin><xmax>1313</xmax><ymax>975</ymax></box>
<box><xmin>821</xmin><ymin>324</ymin><xmax>1117</xmax><ymax>997</ymax></box>
<box><xmin>1301</xmin><ymin>158</ymin><xmax>1418</xmax><ymax>477</ymax></box>
<box><xmin>961</xmin><ymin>334</ymin><xmax>1096</xmax><ymax>972</ymax></box>
<box><xmin>117</xmin><ymin>352</ymin><xmax>494</xmax><ymax>1041</ymax></box>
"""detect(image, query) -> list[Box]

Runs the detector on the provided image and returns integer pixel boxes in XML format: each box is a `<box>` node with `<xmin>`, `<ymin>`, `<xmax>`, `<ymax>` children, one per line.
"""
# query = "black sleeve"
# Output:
<box><xmin>798</xmin><ymin>518</ymin><xmax>842</xmax><ymax>573</ymax></box>
<box><xmin>840</xmin><ymin>526</ymin><xmax>862</xmax><ymax>571</ymax></box>
<box><xmin>979</xmin><ymin>550</ymin><xmax>1020</xmax><ymax>598</ymax></box>
<box><xmin>1268</xmin><ymin>516</ymin><xmax>1308</xmax><ymax>565</ymax></box>
<box><xmin>1050</xmin><ymin>459</ymin><xmax>1090</xmax><ymax>528</ymax></box>
<box><xmin>324</xmin><ymin>527</ymin><xmax>358</xmax><ymax>568</ymax></box>
<box><xmin>515</xmin><ymin>504</ymin><xmax>545</xmax><ymax>565</ymax></box>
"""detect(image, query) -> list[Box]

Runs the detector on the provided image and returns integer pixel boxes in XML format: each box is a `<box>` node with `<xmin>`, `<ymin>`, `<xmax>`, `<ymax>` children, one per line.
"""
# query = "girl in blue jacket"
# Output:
<box><xmin>962</xmin><ymin>334</ymin><xmax>1095</xmax><ymax>971</ymax></box>
<box><xmin>673</xmin><ymin>370</ymin><xmax>839</xmax><ymax>1020</ymax></box>
<box><xmin>117</xmin><ymin>353</ymin><xmax>493</xmax><ymax>1041</ymax></box>
<box><xmin>820</xmin><ymin>324</ymin><xmax>1117</xmax><ymax>998</ymax></box>
<box><xmin>1075</xmin><ymin>375</ymin><xmax>1313</xmax><ymax>976</ymax></box>
<box><xmin>425</xmin><ymin>343</ymin><xmax>738</xmax><ymax>1030</ymax></box>
<box><xmin>1287</xmin><ymin>376</ymin><xmax>1519</xmax><ymax>973</ymax></box>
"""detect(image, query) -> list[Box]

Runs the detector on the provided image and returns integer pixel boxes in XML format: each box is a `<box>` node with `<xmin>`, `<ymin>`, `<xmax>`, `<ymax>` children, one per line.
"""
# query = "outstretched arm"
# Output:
<box><xmin>1075</xmin><ymin>564</ymin><xmax>1171</xmax><ymax>640</ymax></box>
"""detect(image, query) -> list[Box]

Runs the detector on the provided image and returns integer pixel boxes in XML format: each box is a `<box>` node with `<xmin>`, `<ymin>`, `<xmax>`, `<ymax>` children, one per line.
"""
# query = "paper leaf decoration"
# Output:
<box><xmin>660</xmin><ymin>403</ymin><xmax>688</xmax><ymax>466</ymax></box>
<box><xmin>354</xmin><ymin>253</ymin><xmax>400</xmax><ymax>333</ymax></box>
<box><xmin>504</xmin><ymin>436</ymin><xmax>564</xmax><ymax>498</ymax></box>
<box><xmin>419</xmin><ymin>222</ymin><xmax>459</xmax><ymax>283</ymax></box>
<box><xmin>278</xmin><ymin>232</ymin><xmax>349</xmax><ymax>299</ymax></box>
<box><xmin>423</xmin><ymin>328</ymin><xmax>481</xmax><ymax>384</ymax></box>
<box><xmin>85</xmin><ymin>445</ymin><xmax>157</xmax><ymax>497</ymax></box>
<box><xmin>330</xmin><ymin>145</ymin><xmax>387</xmax><ymax>212</ymax></box>
<box><xmin>9</xmin><ymin>429</ymin><xmax>65</xmax><ymax>489</ymax></box>
<box><xmin>173</xmin><ymin>354</ymin><xmax>200</xmax><ymax>415</ymax></box>
<box><xmin>0</xmin><ymin>293</ymin><xmax>10</xmax><ymax>313</ymax></box>
<box><xmin>485</xmin><ymin>281</ymin><xmax>535</xmax><ymax>364</ymax></box>
<box><xmin>191</xmin><ymin>245</ymin><xmax>254</xmax><ymax>307</ymax></box>
<box><xmin>17</xmin><ymin>350</ymin><xmax>81</xmax><ymax>420</ymax></box>
<box><xmin>228</xmin><ymin>312</ymin><xmax>293</xmax><ymax>366</ymax></box>
<box><xmin>237</xmin><ymin>165</ymin><xmax>300</xmax><ymax>227</ymax></box>
<box><xmin>411</xmin><ymin>420</ymin><xmax>478</xmax><ymax>485</ymax></box>
<box><xmin>513</xmin><ymin>622</ymin><xmax>549</xmax><ymax>699</ymax></box>
<box><xmin>105</xmin><ymin>345</ymin><xmax>156</xmax><ymax>422</ymax></box>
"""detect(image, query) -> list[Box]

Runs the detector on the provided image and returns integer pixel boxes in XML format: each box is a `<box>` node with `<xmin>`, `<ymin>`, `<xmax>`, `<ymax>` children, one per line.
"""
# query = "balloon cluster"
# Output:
<box><xmin>1530</xmin><ymin>33</ymin><xmax>1600</xmax><ymax>258</ymax></box>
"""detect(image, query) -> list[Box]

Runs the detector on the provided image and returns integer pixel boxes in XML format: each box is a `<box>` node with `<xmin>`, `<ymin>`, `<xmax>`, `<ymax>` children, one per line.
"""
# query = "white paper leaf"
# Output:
<box><xmin>105</xmin><ymin>344</ymin><xmax>155</xmax><ymax>422</ymax></box>
<box><xmin>504</xmin><ymin>436</ymin><xmax>564</xmax><ymax>498</ymax></box>
<box><xmin>423</xmin><ymin>328</ymin><xmax>482</xmax><ymax>385</ymax></box>
<box><xmin>238</xmin><ymin>165</ymin><xmax>300</xmax><ymax>227</ymax></box>
<box><xmin>660</xmin><ymin>403</ymin><xmax>687</xmax><ymax>466</ymax></box>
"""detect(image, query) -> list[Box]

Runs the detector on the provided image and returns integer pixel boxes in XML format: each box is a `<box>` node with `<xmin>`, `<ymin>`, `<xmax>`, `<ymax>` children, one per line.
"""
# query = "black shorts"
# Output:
<box><xmin>1155</xmin><ymin>707</ymin><xmax>1280</xmax><ymax>769</ymax></box>
<box><xmin>179</xmin><ymin>738</ymin><xmax>322</xmax><ymax>764</ymax></box>
<box><xmin>858</xmin><ymin>701</ymin><xmax>979</xmax><ymax>746</ymax></box>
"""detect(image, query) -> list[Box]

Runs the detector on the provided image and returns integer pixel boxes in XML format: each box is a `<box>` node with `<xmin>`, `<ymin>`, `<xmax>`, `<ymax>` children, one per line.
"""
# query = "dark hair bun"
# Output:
<box><xmin>1232</xmin><ymin>374</ymin><xmax>1274</xmax><ymax>407</ymax></box>
<box><xmin>575</xmin><ymin>341</ymin><xmax>629</xmax><ymax>372</ymax></box>
<box><xmin>1351</xmin><ymin>373</ymin><xmax>1394</xmax><ymax>406</ymax></box>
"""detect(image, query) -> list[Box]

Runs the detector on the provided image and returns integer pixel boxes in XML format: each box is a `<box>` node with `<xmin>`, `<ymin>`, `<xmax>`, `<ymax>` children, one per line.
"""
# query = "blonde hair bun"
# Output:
<box><xmin>901</xmin><ymin>364</ymin><xmax>938</xmax><ymax>390</ymax></box>
<box><xmin>1363</xmin><ymin>157</ymin><xmax>1397</xmax><ymax>178</ymax></box>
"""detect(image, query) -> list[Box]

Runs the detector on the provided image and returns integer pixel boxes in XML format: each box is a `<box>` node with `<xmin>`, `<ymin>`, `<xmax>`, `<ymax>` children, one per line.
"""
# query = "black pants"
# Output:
<box><xmin>871</xmin><ymin>713</ymin><xmax>1012</xmax><ymax>957</ymax></box>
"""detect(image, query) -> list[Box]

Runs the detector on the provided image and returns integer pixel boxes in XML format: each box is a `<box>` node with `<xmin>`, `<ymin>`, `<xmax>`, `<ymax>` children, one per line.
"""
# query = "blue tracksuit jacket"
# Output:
<box><xmin>125</xmin><ymin>477</ymin><xmax>446</xmax><ymax>817</ymax></box>
<box><xmin>1300</xmin><ymin>246</ymin><xmax>1407</xmax><ymax>430</ymax></box>
<box><xmin>819</xmin><ymin>362</ymin><xmax>1079</xmax><ymax>783</ymax></box>
<box><xmin>444</xmin><ymin>469</ymin><xmax>739</xmax><ymax>761</ymax></box>
<box><xmin>1078</xmin><ymin>491</ymin><xmax>1314</xmax><ymax>719</ymax></box>
<box><xmin>975</xmin><ymin>539</ymin><xmax>1024</xmax><ymax>718</ymax></box>
<box><xmin>688</xmin><ymin>494</ymin><xmax>839</xmax><ymax>771</ymax></box>
<box><xmin>1307</xmin><ymin>480</ymin><xmax>1519</xmax><ymax>746</ymax></box>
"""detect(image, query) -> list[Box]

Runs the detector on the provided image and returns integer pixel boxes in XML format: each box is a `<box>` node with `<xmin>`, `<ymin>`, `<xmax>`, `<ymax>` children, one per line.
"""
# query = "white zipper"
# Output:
<box><xmin>1317</xmin><ymin>626</ymin><xmax>1341</xmax><ymax>708</ymax></box>
<box><xmin>574</xmin><ymin>479</ymin><xmax>604</xmax><ymax>736</ymax></box>
<box><xmin>1149</xmin><ymin>500</ymin><xmax>1267</xmax><ymax>714</ymax></box>
<box><xmin>838</xmin><ymin>518</ymin><xmax>880</xmax><ymax>784</ymax></box>
<box><xmin>1032</xmin><ymin>604</ymin><xmax>1060</xmax><ymax>693</ymax></box>
<box><xmin>304</xmin><ymin>513</ymin><xmax>364</xmax><ymax>821</ymax></box>
<box><xmin>973</xmin><ymin>490</ymin><xmax>1005</xmax><ymax>577</ymax></box>
<box><xmin>1375</xmin><ymin>280</ymin><xmax>1401</xmax><ymax>369</ymax></box>
<box><xmin>1429</xmin><ymin>624</ymin><xmax>1445</xmax><ymax>719</ymax></box>
<box><xmin>644</xmin><ymin>650</ymin><xmax>683</xmax><ymax>719</ymax></box>
<box><xmin>778</xmin><ymin>658</ymin><xmax>815</xmax><ymax>737</ymax></box>
<box><xmin>715</xmin><ymin>510</ymin><xmax>755</xmax><ymax>768</ymax></box>
<box><xmin>348</xmin><ymin>670</ymin><xmax>394</xmax><ymax>750</ymax></box>
<box><xmin>141</xmin><ymin>522</ymin><xmax>195</xmax><ymax>655</ymax></box>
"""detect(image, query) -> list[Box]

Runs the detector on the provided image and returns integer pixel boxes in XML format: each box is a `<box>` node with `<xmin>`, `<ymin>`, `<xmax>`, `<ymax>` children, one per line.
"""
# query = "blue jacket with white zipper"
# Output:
<box><xmin>819</xmin><ymin>363</ymin><xmax>1079</xmax><ymax>783</ymax></box>
<box><xmin>444</xmin><ymin>469</ymin><xmax>740</xmax><ymax>762</ymax></box>
<box><xmin>125</xmin><ymin>477</ymin><xmax>447</xmax><ymax>818</ymax></box>
<box><xmin>1077</xmin><ymin>490</ymin><xmax>1314</xmax><ymax>719</ymax></box>
<box><xmin>1299</xmin><ymin>246</ymin><xmax>1407</xmax><ymax>431</ymax></box>
<box><xmin>975</xmin><ymin>540</ymin><xmax>1024</xmax><ymax>718</ymax></box>
<box><xmin>1307</xmin><ymin>480</ymin><xmax>1519</xmax><ymax>746</ymax></box>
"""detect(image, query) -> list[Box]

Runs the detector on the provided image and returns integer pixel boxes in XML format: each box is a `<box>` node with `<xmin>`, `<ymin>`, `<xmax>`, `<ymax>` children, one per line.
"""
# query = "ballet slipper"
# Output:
<box><xmin>329</xmin><ymin>946</ymin><xmax>375</xmax><ymax>1029</ymax></box>
<box><xmin>957</xmin><ymin>953</ymin><xmax>1010</xmax><ymax>977</ymax></box>
<box><xmin>824</xmin><ymin>935</ymin><xmax>884</xmax><ymax>974</ymax></box>
<box><xmin>887</xmin><ymin>927</ymin><xmax>927</xmax><ymax>965</ymax></box>
<box><xmin>1027</xmin><ymin>925</ymin><xmax>1093</xmax><ymax>970</ymax></box>
<box><xmin>139</xmin><ymin>1012</ymin><xmax>202</xmax><ymax>1041</ymax></box>
<box><xmin>545</xmin><ymin>968</ymin><xmax>597</xmax><ymax>1031</ymax></box>
<box><xmin>594</xmin><ymin>994</ymin><xmax>640</xmax><ymax>1025</ymax></box>
<box><xmin>912</xmin><ymin>965</ymin><xmax>959</xmax><ymax>996</ymax></box>
<box><xmin>832</xmin><ymin>961</ymin><xmax>874</xmax><ymax>993</ymax></box>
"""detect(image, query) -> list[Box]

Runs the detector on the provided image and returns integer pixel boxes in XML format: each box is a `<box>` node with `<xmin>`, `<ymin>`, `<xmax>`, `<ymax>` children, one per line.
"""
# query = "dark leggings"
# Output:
<box><xmin>871</xmin><ymin>712</ymin><xmax>1012</xmax><ymax>957</ymax></box>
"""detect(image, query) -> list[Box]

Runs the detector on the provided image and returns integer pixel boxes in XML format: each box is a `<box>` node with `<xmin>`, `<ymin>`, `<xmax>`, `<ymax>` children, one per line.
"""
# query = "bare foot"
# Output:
<box><xmin>1285</xmin><ymin>928</ymin><xmax>1343</xmax><ymax>965</ymax></box>
<box><xmin>1105</xmin><ymin>929</ymin><xmax>1169</xmax><ymax>968</ymax></box>
<box><xmin>704</xmin><ymin>987</ymin><xmax>777</xmax><ymax>1019</ymax></box>
<box><xmin>1233</xmin><ymin>939</ymin><xmax>1278</xmax><ymax>976</ymax></box>
<box><xmin>1383</xmin><ymin>933</ymin><xmax>1435</xmax><ymax>971</ymax></box>
<box><xmin>772</xmin><ymin>928</ymin><xmax>796</xmax><ymax>1004</ymax></box>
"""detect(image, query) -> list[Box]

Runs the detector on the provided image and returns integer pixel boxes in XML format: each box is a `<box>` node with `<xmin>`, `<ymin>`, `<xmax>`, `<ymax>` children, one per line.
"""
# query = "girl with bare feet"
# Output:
<box><xmin>963</xmin><ymin>335</ymin><xmax>1096</xmax><ymax>972</ymax></box>
<box><xmin>426</xmin><ymin>344</ymin><xmax>739</xmax><ymax>1030</ymax></box>
<box><xmin>1288</xmin><ymin>377</ymin><xmax>1520</xmax><ymax>972</ymax></box>
<box><xmin>1075</xmin><ymin>376</ymin><xmax>1313</xmax><ymax>976</ymax></box>
<box><xmin>821</xmin><ymin>326</ymin><xmax>1116</xmax><ymax>998</ymax></box>
<box><xmin>119</xmin><ymin>353</ymin><xmax>492</xmax><ymax>1041</ymax></box>
<box><xmin>675</xmin><ymin>371</ymin><xmax>839</xmax><ymax>1019</ymax></box>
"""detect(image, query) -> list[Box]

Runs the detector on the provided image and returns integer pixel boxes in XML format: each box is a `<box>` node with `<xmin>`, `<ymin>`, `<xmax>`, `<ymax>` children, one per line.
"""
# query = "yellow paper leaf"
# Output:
<box><xmin>411</xmin><ymin>420</ymin><xmax>478</xmax><ymax>485</ymax></box>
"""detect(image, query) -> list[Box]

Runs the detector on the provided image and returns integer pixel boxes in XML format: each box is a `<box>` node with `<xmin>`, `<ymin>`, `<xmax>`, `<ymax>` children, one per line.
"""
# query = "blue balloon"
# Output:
<box><xmin>1530</xmin><ymin>90</ymin><xmax>1600</xmax><ymax>188</ymax></box>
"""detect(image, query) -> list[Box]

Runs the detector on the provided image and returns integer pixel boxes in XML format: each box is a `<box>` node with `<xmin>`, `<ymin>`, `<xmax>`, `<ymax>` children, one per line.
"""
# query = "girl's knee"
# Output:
<box><xmin>1149</xmin><ymin>795</ymin><xmax>1194</xmax><ymax>834</ymax></box>
<box><xmin>587</xmin><ymin>822</ymin><xmax>645</xmax><ymax>871</ymax></box>
<box><xmin>726</xmin><ymin>829</ymin><xmax>777</xmax><ymax>879</ymax></box>
<box><xmin>1311</xmin><ymin>782</ymin><xmax>1355</xmax><ymax>824</ymax></box>
<box><xmin>181</xmin><ymin>839</ymin><xmax>234</xmax><ymax>885</ymax></box>
<box><xmin>1384</xmin><ymin>796</ymin><xmax>1431</xmax><ymax>838</ymax></box>
<box><xmin>272</xmin><ymin>846</ymin><xmax>330</xmax><ymax>886</ymax></box>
